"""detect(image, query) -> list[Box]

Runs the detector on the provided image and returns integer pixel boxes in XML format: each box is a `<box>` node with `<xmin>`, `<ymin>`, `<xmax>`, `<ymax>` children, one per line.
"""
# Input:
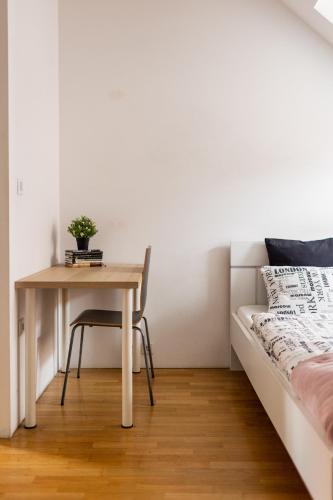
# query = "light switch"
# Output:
<box><xmin>17</xmin><ymin>178</ymin><xmax>24</xmax><ymax>196</ymax></box>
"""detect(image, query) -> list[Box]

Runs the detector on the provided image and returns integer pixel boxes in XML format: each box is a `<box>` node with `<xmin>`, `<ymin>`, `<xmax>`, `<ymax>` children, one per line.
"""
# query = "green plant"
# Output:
<box><xmin>67</xmin><ymin>216</ymin><xmax>98</xmax><ymax>239</ymax></box>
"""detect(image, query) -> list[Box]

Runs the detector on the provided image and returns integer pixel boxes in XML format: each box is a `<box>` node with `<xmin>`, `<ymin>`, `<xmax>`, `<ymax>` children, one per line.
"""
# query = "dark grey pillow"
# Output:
<box><xmin>265</xmin><ymin>238</ymin><xmax>333</xmax><ymax>266</ymax></box>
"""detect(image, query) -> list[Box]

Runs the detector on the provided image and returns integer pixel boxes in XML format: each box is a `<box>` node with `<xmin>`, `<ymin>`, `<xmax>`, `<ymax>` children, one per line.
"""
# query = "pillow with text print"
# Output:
<box><xmin>260</xmin><ymin>266</ymin><xmax>333</xmax><ymax>316</ymax></box>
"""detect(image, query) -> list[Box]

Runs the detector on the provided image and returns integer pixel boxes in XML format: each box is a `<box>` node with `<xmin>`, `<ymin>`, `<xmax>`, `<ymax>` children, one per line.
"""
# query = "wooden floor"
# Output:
<box><xmin>0</xmin><ymin>369</ymin><xmax>310</xmax><ymax>499</ymax></box>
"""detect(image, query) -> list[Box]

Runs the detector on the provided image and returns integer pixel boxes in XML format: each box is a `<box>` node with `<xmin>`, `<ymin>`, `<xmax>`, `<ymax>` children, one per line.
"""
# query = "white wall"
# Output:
<box><xmin>5</xmin><ymin>0</ymin><xmax>59</xmax><ymax>436</ymax></box>
<box><xmin>59</xmin><ymin>0</ymin><xmax>333</xmax><ymax>369</ymax></box>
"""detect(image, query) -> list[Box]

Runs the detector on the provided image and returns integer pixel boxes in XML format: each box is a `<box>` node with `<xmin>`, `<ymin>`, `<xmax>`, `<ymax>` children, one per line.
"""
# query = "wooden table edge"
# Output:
<box><xmin>15</xmin><ymin>281</ymin><xmax>141</xmax><ymax>289</ymax></box>
<box><xmin>15</xmin><ymin>263</ymin><xmax>143</xmax><ymax>289</ymax></box>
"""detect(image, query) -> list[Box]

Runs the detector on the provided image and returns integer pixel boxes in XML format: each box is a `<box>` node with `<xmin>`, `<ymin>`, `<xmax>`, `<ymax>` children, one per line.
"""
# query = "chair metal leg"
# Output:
<box><xmin>134</xmin><ymin>327</ymin><xmax>154</xmax><ymax>406</ymax></box>
<box><xmin>143</xmin><ymin>316</ymin><xmax>154</xmax><ymax>378</ymax></box>
<box><xmin>61</xmin><ymin>325</ymin><xmax>79</xmax><ymax>406</ymax></box>
<box><xmin>77</xmin><ymin>326</ymin><xmax>85</xmax><ymax>379</ymax></box>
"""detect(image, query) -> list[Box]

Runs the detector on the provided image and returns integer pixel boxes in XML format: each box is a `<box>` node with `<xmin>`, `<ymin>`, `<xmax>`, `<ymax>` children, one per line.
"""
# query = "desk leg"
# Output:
<box><xmin>59</xmin><ymin>289</ymin><xmax>70</xmax><ymax>373</ymax></box>
<box><xmin>122</xmin><ymin>289</ymin><xmax>133</xmax><ymax>428</ymax></box>
<box><xmin>25</xmin><ymin>288</ymin><xmax>37</xmax><ymax>429</ymax></box>
<box><xmin>132</xmin><ymin>286</ymin><xmax>141</xmax><ymax>373</ymax></box>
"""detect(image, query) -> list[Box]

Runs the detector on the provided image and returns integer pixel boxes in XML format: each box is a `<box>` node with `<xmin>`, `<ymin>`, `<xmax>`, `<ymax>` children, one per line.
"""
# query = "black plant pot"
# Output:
<box><xmin>76</xmin><ymin>238</ymin><xmax>89</xmax><ymax>251</ymax></box>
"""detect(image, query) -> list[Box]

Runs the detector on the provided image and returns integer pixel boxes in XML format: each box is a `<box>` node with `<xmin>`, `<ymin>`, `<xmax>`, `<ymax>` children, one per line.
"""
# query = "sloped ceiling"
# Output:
<box><xmin>281</xmin><ymin>0</ymin><xmax>333</xmax><ymax>46</ymax></box>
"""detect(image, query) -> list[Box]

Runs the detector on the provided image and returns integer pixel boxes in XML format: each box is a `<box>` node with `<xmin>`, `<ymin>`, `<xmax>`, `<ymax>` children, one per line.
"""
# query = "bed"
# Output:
<box><xmin>230</xmin><ymin>241</ymin><xmax>333</xmax><ymax>500</ymax></box>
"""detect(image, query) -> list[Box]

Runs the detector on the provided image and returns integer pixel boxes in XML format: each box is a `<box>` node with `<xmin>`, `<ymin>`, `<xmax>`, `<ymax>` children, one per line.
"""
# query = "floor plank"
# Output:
<box><xmin>0</xmin><ymin>369</ymin><xmax>310</xmax><ymax>499</ymax></box>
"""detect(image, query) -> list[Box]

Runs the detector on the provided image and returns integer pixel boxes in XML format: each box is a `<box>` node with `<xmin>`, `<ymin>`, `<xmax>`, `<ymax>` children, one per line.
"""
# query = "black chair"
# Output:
<box><xmin>61</xmin><ymin>246</ymin><xmax>154</xmax><ymax>406</ymax></box>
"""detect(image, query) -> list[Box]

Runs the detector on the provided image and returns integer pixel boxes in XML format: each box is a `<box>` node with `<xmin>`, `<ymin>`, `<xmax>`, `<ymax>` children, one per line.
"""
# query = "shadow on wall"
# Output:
<box><xmin>51</xmin><ymin>222</ymin><xmax>58</xmax><ymax>266</ymax></box>
<box><xmin>143</xmin><ymin>245</ymin><xmax>230</xmax><ymax>368</ymax></box>
<box><xmin>207</xmin><ymin>245</ymin><xmax>230</xmax><ymax>357</ymax></box>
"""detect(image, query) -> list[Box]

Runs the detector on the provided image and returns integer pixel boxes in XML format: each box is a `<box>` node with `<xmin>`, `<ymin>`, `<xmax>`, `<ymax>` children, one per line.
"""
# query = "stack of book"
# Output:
<box><xmin>65</xmin><ymin>249</ymin><xmax>104</xmax><ymax>267</ymax></box>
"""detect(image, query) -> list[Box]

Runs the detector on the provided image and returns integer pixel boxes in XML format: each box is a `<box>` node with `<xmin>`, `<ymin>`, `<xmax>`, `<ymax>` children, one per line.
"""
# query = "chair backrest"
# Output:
<box><xmin>140</xmin><ymin>246</ymin><xmax>151</xmax><ymax>318</ymax></box>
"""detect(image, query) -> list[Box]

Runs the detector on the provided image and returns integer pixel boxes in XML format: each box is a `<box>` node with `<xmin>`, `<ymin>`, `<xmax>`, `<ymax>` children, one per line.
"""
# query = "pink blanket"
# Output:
<box><xmin>291</xmin><ymin>353</ymin><xmax>333</xmax><ymax>444</ymax></box>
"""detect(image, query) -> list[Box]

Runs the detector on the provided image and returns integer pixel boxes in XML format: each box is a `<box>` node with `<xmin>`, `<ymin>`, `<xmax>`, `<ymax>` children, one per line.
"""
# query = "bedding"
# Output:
<box><xmin>261</xmin><ymin>266</ymin><xmax>333</xmax><ymax>316</ymax></box>
<box><xmin>251</xmin><ymin>312</ymin><xmax>333</xmax><ymax>379</ymax></box>
<box><xmin>237</xmin><ymin>305</ymin><xmax>267</xmax><ymax>329</ymax></box>
<box><xmin>252</xmin><ymin>312</ymin><xmax>333</xmax><ymax>444</ymax></box>
<box><xmin>291</xmin><ymin>353</ymin><xmax>333</xmax><ymax>444</ymax></box>
<box><xmin>265</xmin><ymin>237</ymin><xmax>333</xmax><ymax>267</ymax></box>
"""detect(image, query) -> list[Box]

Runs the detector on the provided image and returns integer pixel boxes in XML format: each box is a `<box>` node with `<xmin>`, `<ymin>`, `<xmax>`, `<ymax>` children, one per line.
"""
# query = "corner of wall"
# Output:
<box><xmin>0</xmin><ymin>0</ymin><xmax>12</xmax><ymax>438</ymax></box>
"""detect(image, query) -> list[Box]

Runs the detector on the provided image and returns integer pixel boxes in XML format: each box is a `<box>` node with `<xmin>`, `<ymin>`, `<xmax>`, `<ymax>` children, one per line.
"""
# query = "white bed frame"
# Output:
<box><xmin>230</xmin><ymin>242</ymin><xmax>333</xmax><ymax>500</ymax></box>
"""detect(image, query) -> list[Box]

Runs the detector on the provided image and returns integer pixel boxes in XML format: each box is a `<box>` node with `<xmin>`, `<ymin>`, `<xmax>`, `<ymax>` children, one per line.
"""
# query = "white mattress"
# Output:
<box><xmin>237</xmin><ymin>305</ymin><xmax>268</xmax><ymax>329</ymax></box>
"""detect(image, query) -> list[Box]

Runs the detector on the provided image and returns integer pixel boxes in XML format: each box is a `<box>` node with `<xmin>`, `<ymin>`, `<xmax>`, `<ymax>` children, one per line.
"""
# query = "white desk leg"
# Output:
<box><xmin>60</xmin><ymin>288</ymin><xmax>70</xmax><ymax>373</ymax></box>
<box><xmin>122</xmin><ymin>288</ymin><xmax>133</xmax><ymax>428</ymax></box>
<box><xmin>25</xmin><ymin>288</ymin><xmax>37</xmax><ymax>429</ymax></box>
<box><xmin>132</xmin><ymin>286</ymin><xmax>141</xmax><ymax>373</ymax></box>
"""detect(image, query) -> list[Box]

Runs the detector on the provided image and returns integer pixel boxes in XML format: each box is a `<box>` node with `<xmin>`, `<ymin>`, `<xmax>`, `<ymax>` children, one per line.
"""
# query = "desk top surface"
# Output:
<box><xmin>15</xmin><ymin>264</ymin><xmax>143</xmax><ymax>289</ymax></box>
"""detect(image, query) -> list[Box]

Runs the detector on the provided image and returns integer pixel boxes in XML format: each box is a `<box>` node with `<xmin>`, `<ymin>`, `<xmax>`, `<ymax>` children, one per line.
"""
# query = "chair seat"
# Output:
<box><xmin>70</xmin><ymin>309</ymin><xmax>141</xmax><ymax>327</ymax></box>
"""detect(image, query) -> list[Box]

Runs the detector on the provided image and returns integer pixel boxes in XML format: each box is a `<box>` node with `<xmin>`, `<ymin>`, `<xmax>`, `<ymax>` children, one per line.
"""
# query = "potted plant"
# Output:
<box><xmin>67</xmin><ymin>215</ymin><xmax>98</xmax><ymax>251</ymax></box>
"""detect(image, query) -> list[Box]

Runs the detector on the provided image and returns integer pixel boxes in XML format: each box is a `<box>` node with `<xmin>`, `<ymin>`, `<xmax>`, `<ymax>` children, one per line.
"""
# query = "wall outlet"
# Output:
<box><xmin>17</xmin><ymin>178</ymin><xmax>24</xmax><ymax>196</ymax></box>
<box><xmin>18</xmin><ymin>317</ymin><xmax>24</xmax><ymax>335</ymax></box>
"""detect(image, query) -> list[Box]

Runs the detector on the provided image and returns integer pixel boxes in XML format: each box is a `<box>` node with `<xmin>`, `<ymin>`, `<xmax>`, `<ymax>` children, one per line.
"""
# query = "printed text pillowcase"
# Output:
<box><xmin>261</xmin><ymin>266</ymin><xmax>333</xmax><ymax>316</ymax></box>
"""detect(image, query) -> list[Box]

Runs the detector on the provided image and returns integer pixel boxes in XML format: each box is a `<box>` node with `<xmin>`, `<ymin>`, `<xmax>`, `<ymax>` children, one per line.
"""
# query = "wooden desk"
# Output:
<box><xmin>16</xmin><ymin>264</ymin><xmax>143</xmax><ymax>429</ymax></box>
